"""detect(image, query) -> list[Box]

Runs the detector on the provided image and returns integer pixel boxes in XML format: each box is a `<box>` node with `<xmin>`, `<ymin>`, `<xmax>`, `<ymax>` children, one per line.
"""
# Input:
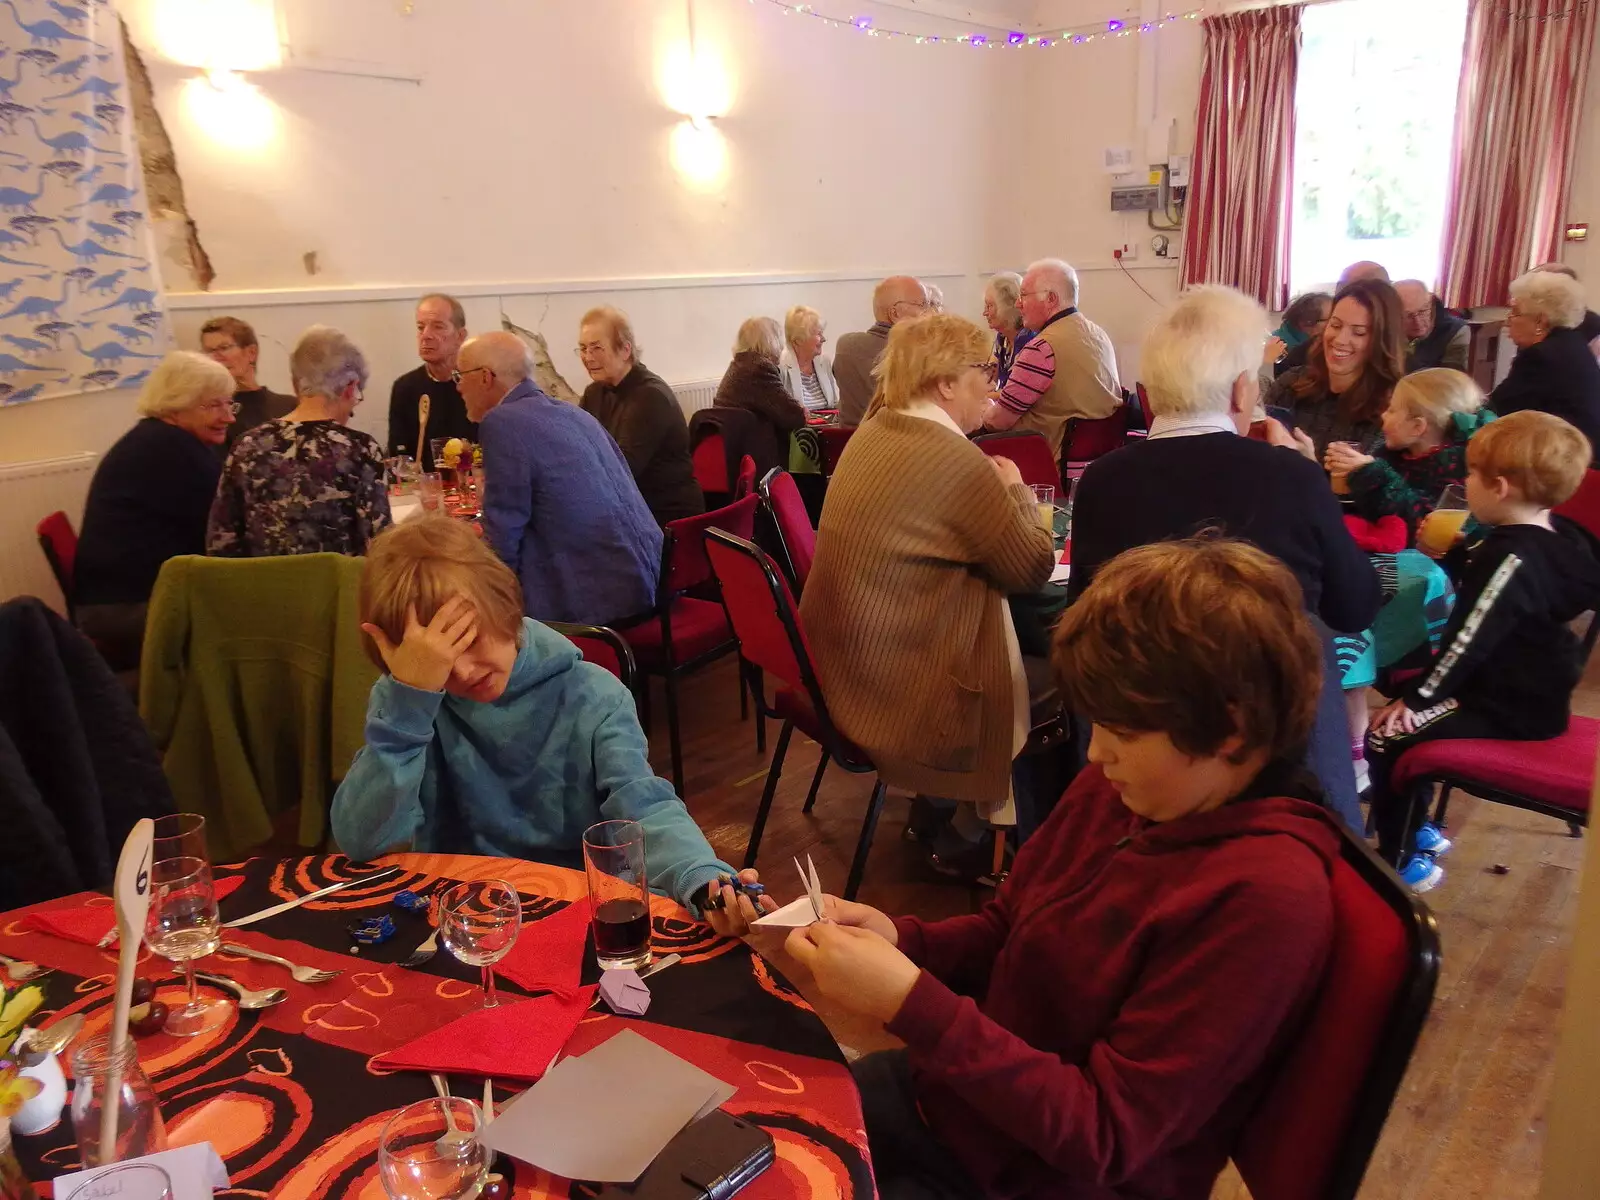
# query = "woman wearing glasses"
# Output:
<box><xmin>74</xmin><ymin>351</ymin><xmax>240</xmax><ymax>670</ymax></box>
<box><xmin>208</xmin><ymin>325</ymin><xmax>391</xmax><ymax>558</ymax></box>
<box><xmin>803</xmin><ymin>314</ymin><xmax>1055</xmax><ymax>878</ymax></box>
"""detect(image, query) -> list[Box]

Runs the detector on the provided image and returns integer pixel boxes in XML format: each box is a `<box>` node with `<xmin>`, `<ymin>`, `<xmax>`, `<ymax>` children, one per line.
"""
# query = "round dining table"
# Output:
<box><xmin>1</xmin><ymin>853</ymin><xmax>873</xmax><ymax>1198</ymax></box>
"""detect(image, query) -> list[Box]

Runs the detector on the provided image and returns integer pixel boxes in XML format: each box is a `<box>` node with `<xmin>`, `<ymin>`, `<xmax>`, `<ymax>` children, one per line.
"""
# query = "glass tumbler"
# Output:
<box><xmin>70</xmin><ymin>1035</ymin><xmax>168</xmax><ymax>1168</ymax></box>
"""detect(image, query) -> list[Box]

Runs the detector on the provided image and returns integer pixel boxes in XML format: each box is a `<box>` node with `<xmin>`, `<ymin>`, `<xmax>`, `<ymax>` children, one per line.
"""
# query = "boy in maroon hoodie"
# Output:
<box><xmin>782</xmin><ymin>539</ymin><xmax>1343</xmax><ymax>1199</ymax></box>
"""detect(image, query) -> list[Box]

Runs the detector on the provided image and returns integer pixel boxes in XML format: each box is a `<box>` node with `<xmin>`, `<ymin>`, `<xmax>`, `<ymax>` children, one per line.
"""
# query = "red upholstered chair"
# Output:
<box><xmin>816</xmin><ymin>425</ymin><xmax>854</xmax><ymax>475</ymax></box>
<box><xmin>36</xmin><ymin>511</ymin><xmax>79</xmax><ymax>618</ymax></box>
<box><xmin>1133</xmin><ymin>382</ymin><xmax>1154</xmax><ymax>431</ymax></box>
<box><xmin>733</xmin><ymin>454</ymin><xmax>758</xmax><ymax>500</ymax></box>
<box><xmin>1061</xmin><ymin>409</ymin><xmax>1129</xmax><ymax>488</ymax></box>
<box><xmin>619</xmin><ymin>492</ymin><xmax>761</xmax><ymax>796</ymax></box>
<box><xmin>705</xmin><ymin>527</ymin><xmax>887</xmax><ymax>901</ymax></box>
<box><xmin>758</xmin><ymin>468</ymin><xmax>816</xmax><ymax>594</ymax></box>
<box><xmin>691</xmin><ymin>433</ymin><xmax>730</xmax><ymax>496</ymax></box>
<box><xmin>543</xmin><ymin>621</ymin><xmax>637</xmax><ymax>693</ymax></box>
<box><xmin>1234</xmin><ymin>825</ymin><xmax>1440</xmax><ymax>1200</ymax></box>
<box><xmin>1554</xmin><ymin>465</ymin><xmax>1600</xmax><ymax>533</ymax></box>
<box><xmin>973</xmin><ymin>431</ymin><xmax>1060</xmax><ymax>491</ymax></box>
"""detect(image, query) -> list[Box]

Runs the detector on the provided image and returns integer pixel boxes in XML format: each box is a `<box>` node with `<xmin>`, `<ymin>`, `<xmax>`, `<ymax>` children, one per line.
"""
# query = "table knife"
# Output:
<box><xmin>223</xmin><ymin>866</ymin><xmax>402</xmax><ymax>929</ymax></box>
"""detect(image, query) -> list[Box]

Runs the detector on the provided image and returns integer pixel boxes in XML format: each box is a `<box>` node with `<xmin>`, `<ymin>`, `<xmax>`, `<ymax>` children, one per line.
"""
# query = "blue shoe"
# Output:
<box><xmin>1400</xmin><ymin>853</ymin><xmax>1445</xmax><ymax>893</ymax></box>
<box><xmin>1414</xmin><ymin>822</ymin><xmax>1454</xmax><ymax>857</ymax></box>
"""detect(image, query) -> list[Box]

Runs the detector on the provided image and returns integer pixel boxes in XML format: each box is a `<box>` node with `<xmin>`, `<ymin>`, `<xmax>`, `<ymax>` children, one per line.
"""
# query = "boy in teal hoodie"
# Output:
<box><xmin>332</xmin><ymin>515</ymin><xmax>744</xmax><ymax>914</ymax></box>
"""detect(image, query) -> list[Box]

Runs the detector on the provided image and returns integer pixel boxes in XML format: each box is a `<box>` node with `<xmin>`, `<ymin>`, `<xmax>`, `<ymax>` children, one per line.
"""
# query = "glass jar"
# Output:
<box><xmin>0</xmin><ymin>1119</ymin><xmax>39</xmax><ymax>1200</ymax></box>
<box><xmin>69</xmin><ymin>1036</ymin><xmax>167</xmax><ymax>1168</ymax></box>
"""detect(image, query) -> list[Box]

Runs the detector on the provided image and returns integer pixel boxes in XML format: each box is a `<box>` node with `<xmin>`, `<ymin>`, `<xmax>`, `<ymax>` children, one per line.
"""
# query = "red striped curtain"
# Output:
<box><xmin>1439</xmin><ymin>0</ymin><xmax>1599</xmax><ymax>307</ymax></box>
<box><xmin>1179</xmin><ymin>5</ymin><xmax>1304</xmax><ymax>310</ymax></box>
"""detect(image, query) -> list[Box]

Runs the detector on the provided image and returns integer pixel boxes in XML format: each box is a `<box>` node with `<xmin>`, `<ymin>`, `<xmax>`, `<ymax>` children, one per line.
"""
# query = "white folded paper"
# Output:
<box><xmin>53</xmin><ymin>1143</ymin><xmax>229</xmax><ymax>1200</ymax></box>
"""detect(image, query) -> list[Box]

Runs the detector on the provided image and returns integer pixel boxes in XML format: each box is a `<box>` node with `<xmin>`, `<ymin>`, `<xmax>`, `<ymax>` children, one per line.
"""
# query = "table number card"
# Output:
<box><xmin>52</xmin><ymin>1143</ymin><xmax>229</xmax><ymax>1200</ymax></box>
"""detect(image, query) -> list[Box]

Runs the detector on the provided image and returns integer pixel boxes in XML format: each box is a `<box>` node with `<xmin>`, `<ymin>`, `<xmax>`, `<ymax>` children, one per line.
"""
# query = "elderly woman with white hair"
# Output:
<box><xmin>73</xmin><ymin>350</ymin><xmax>240</xmax><ymax>669</ymax></box>
<box><xmin>982</xmin><ymin>271</ymin><xmax>1033</xmax><ymax>388</ymax></box>
<box><xmin>1067</xmin><ymin>284</ymin><xmax>1381</xmax><ymax>830</ymax></box>
<box><xmin>778</xmin><ymin>305</ymin><xmax>838</xmax><ymax>412</ymax></box>
<box><xmin>711</xmin><ymin>315</ymin><xmax>809</xmax><ymax>474</ymax></box>
<box><xmin>208</xmin><ymin>325</ymin><xmax>391</xmax><ymax>557</ymax></box>
<box><xmin>1490</xmin><ymin>269</ymin><xmax>1600</xmax><ymax>462</ymax></box>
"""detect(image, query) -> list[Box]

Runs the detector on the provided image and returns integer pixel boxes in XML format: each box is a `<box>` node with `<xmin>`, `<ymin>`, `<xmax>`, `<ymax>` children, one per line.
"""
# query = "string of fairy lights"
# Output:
<box><xmin>747</xmin><ymin>0</ymin><xmax>1205</xmax><ymax>48</ymax></box>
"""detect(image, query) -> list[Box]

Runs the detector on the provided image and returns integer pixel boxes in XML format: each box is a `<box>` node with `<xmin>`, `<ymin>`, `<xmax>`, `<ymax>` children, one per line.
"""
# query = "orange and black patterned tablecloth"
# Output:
<box><xmin>1</xmin><ymin>853</ymin><xmax>873</xmax><ymax>1198</ymax></box>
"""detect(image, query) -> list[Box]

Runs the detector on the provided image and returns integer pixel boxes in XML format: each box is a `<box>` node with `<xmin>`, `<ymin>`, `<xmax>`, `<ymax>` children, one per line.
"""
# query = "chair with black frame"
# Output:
<box><xmin>1061</xmin><ymin>408</ymin><xmax>1130</xmax><ymax>490</ymax></box>
<box><xmin>758</xmin><ymin>467</ymin><xmax>816</xmax><ymax>594</ymax></box>
<box><xmin>973</xmin><ymin>430</ymin><xmax>1059</xmax><ymax>491</ymax></box>
<box><xmin>542</xmin><ymin>621</ymin><xmax>637</xmax><ymax>694</ymax></box>
<box><xmin>704</xmin><ymin>526</ymin><xmax>886</xmax><ymax>901</ymax></box>
<box><xmin>36</xmin><ymin>510</ymin><xmax>79</xmax><ymax>618</ymax></box>
<box><xmin>1390</xmin><ymin>467</ymin><xmax>1600</xmax><ymax>847</ymax></box>
<box><xmin>1233</xmin><ymin>824</ymin><xmax>1440</xmax><ymax>1200</ymax></box>
<box><xmin>816</xmin><ymin>425</ymin><xmax>854</xmax><ymax>475</ymax></box>
<box><xmin>618</xmin><ymin>492</ymin><xmax>762</xmax><ymax>797</ymax></box>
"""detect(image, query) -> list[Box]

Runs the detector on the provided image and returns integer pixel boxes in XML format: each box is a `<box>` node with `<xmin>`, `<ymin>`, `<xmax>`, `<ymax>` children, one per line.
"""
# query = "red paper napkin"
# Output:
<box><xmin>372</xmin><ymin>987</ymin><xmax>597</xmax><ymax>1081</ymax></box>
<box><xmin>21</xmin><ymin>875</ymin><xmax>245</xmax><ymax>945</ymax></box>
<box><xmin>495</xmin><ymin>898</ymin><xmax>591</xmax><ymax>997</ymax></box>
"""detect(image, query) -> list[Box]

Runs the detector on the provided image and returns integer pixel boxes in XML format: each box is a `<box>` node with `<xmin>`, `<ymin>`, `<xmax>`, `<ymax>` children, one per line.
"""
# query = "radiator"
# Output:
<box><xmin>671</xmin><ymin>380</ymin><xmax>720</xmax><ymax>415</ymax></box>
<box><xmin>0</xmin><ymin>452</ymin><xmax>98</xmax><ymax>613</ymax></box>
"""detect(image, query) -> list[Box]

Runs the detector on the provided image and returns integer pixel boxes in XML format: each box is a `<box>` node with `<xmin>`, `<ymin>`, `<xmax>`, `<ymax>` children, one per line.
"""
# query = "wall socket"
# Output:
<box><xmin>1113</xmin><ymin>243</ymin><xmax>1138</xmax><ymax>261</ymax></box>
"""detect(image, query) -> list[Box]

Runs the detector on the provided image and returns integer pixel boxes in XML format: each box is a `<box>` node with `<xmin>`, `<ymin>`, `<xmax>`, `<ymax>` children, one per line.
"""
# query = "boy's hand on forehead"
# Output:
<box><xmin>361</xmin><ymin>594</ymin><xmax>479</xmax><ymax>693</ymax></box>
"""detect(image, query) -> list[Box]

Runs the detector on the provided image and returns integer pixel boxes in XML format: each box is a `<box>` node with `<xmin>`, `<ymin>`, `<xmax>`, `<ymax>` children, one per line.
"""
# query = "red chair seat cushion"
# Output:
<box><xmin>772</xmin><ymin>687</ymin><xmax>872</xmax><ymax>768</ymax></box>
<box><xmin>619</xmin><ymin>598</ymin><xmax>732</xmax><ymax>669</ymax></box>
<box><xmin>1390</xmin><ymin>716</ymin><xmax>1598</xmax><ymax>815</ymax></box>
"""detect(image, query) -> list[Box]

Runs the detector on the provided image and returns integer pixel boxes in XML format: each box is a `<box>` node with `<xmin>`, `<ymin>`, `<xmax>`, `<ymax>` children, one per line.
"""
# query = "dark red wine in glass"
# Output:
<box><xmin>593</xmin><ymin>898</ymin><xmax>650</xmax><ymax>961</ymax></box>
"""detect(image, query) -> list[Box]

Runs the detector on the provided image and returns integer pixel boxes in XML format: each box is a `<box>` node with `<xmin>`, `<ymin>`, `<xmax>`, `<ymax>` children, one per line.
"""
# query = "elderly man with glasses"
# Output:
<box><xmin>983</xmin><ymin>258</ymin><xmax>1121</xmax><ymax>459</ymax></box>
<box><xmin>833</xmin><ymin>275</ymin><xmax>930</xmax><ymax>426</ymax></box>
<box><xmin>1395</xmin><ymin>280</ymin><xmax>1470</xmax><ymax>374</ymax></box>
<box><xmin>457</xmin><ymin>330</ymin><xmax>662</xmax><ymax>624</ymax></box>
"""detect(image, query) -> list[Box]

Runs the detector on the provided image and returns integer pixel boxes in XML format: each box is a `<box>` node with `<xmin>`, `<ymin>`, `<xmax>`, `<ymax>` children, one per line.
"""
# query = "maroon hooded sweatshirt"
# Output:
<box><xmin>888</xmin><ymin>762</ymin><xmax>1340</xmax><ymax>1199</ymax></box>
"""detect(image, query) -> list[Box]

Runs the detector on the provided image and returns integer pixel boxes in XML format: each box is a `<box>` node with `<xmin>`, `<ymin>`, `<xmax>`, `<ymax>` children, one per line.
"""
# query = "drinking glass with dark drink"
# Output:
<box><xmin>583</xmin><ymin>820</ymin><xmax>652</xmax><ymax>971</ymax></box>
<box><xmin>439</xmin><ymin>880</ymin><xmax>521</xmax><ymax>1009</ymax></box>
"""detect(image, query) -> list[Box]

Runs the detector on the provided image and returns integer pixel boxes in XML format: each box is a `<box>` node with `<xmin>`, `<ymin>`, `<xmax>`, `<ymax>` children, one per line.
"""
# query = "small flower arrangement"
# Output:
<box><xmin>0</xmin><ymin>982</ymin><xmax>44</xmax><ymax>1118</ymax></box>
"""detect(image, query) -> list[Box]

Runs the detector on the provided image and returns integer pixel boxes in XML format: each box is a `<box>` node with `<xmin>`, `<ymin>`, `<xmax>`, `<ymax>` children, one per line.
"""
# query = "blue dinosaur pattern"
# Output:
<box><xmin>0</xmin><ymin>0</ymin><xmax>169</xmax><ymax>406</ymax></box>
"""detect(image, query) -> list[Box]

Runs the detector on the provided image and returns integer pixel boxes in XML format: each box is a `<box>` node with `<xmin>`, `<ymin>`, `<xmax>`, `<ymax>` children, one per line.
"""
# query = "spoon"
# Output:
<box><xmin>194</xmin><ymin>972</ymin><xmax>288</xmax><ymax>1010</ymax></box>
<box><xmin>17</xmin><ymin>1013</ymin><xmax>84</xmax><ymax>1066</ymax></box>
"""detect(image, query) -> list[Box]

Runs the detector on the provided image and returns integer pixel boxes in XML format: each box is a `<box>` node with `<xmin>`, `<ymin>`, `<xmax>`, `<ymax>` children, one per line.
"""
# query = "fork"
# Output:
<box><xmin>402</xmin><ymin>928</ymin><xmax>439</xmax><ymax>968</ymax></box>
<box><xmin>0</xmin><ymin>954</ymin><xmax>48</xmax><ymax>983</ymax></box>
<box><xmin>220</xmin><ymin>943</ymin><xmax>342</xmax><ymax>984</ymax></box>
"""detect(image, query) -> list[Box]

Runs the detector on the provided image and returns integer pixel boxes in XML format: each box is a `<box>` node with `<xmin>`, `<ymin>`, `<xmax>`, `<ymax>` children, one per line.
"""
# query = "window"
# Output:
<box><xmin>1290</xmin><ymin>0</ymin><xmax>1469</xmax><ymax>294</ymax></box>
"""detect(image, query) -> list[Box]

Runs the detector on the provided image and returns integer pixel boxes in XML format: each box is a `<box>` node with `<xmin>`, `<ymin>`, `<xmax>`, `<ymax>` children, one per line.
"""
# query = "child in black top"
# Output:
<box><xmin>1367</xmin><ymin>410</ymin><xmax>1600</xmax><ymax>891</ymax></box>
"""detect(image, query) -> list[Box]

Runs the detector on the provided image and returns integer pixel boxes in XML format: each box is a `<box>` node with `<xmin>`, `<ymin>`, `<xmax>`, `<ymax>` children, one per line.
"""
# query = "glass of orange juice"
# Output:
<box><xmin>1030</xmin><ymin>485</ymin><xmax>1056</xmax><ymax>533</ymax></box>
<box><xmin>1418</xmin><ymin>484</ymin><xmax>1470</xmax><ymax>557</ymax></box>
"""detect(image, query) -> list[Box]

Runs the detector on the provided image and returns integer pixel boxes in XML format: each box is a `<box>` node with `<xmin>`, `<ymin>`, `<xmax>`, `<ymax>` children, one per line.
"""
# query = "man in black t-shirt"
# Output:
<box><xmin>387</xmin><ymin>292</ymin><xmax>478</xmax><ymax>471</ymax></box>
<box><xmin>200</xmin><ymin>315</ymin><xmax>295</xmax><ymax>449</ymax></box>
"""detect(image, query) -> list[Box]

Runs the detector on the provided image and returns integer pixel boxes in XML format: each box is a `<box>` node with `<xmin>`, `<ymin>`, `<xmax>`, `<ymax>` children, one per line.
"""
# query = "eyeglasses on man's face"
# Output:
<box><xmin>451</xmin><ymin>365</ymin><xmax>492</xmax><ymax>385</ymax></box>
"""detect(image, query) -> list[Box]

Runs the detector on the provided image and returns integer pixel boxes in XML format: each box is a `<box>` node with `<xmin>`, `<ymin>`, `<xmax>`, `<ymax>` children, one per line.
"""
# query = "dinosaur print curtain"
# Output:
<box><xmin>0</xmin><ymin>0</ymin><xmax>169</xmax><ymax>406</ymax></box>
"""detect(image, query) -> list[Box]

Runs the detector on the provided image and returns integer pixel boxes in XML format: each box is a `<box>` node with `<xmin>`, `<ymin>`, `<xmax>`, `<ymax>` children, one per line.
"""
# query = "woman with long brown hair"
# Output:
<box><xmin>1265</xmin><ymin>278</ymin><xmax>1406</xmax><ymax>459</ymax></box>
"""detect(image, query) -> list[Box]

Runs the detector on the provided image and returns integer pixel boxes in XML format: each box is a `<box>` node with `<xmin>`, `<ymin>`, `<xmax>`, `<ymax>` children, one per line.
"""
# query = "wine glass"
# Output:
<box><xmin>439</xmin><ymin>880</ymin><xmax>521</xmax><ymax>1009</ymax></box>
<box><xmin>379</xmin><ymin>1097</ymin><xmax>490</xmax><ymax>1200</ymax></box>
<box><xmin>142</xmin><ymin>813</ymin><xmax>231</xmax><ymax>1036</ymax></box>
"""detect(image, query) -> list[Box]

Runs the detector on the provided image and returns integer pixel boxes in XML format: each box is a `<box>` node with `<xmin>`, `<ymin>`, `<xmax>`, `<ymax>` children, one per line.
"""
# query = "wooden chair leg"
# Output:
<box><xmin>744</xmin><ymin>722</ymin><xmax>794</xmax><ymax>868</ymax></box>
<box><xmin>665</xmin><ymin>670</ymin><xmax>685</xmax><ymax>797</ymax></box>
<box><xmin>803</xmin><ymin>752</ymin><xmax>830</xmax><ymax>813</ymax></box>
<box><xmin>843</xmin><ymin>779</ymin><xmax>888</xmax><ymax>902</ymax></box>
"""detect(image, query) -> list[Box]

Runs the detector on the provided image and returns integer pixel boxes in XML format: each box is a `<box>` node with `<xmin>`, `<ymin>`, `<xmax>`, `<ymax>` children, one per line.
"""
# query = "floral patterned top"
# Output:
<box><xmin>207</xmin><ymin>419</ymin><xmax>392</xmax><ymax>558</ymax></box>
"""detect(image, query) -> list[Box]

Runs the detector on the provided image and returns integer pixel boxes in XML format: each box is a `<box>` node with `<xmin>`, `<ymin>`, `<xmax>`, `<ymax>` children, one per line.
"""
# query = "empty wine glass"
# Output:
<box><xmin>439</xmin><ymin>880</ymin><xmax>521</xmax><ymax>1009</ymax></box>
<box><xmin>378</xmin><ymin>1097</ymin><xmax>490</xmax><ymax>1200</ymax></box>
<box><xmin>143</xmin><ymin>813</ymin><xmax>231</xmax><ymax>1037</ymax></box>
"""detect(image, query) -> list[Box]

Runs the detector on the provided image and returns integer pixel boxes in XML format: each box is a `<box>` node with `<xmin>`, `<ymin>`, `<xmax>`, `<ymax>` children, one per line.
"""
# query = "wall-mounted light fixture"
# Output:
<box><xmin>659</xmin><ymin>0</ymin><xmax>733</xmax><ymax>188</ymax></box>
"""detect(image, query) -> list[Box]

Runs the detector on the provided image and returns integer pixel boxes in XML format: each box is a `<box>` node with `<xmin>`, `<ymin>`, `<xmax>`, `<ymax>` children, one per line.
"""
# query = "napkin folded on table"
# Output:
<box><xmin>494</xmin><ymin>898</ymin><xmax>592</xmax><ymax>997</ymax></box>
<box><xmin>21</xmin><ymin>875</ymin><xmax>245</xmax><ymax>945</ymax></box>
<box><xmin>372</xmin><ymin>987</ymin><xmax>598</xmax><ymax>1081</ymax></box>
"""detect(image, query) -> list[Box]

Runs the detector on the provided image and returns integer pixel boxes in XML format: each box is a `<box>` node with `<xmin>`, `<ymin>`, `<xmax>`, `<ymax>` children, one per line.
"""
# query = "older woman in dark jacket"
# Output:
<box><xmin>712</xmin><ymin>317</ymin><xmax>808</xmax><ymax>474</ymax></box>
<box><xmin>1492</xmin><ymin>270</ymin><xmax>1600</xmax><ymax>463</ymax></box>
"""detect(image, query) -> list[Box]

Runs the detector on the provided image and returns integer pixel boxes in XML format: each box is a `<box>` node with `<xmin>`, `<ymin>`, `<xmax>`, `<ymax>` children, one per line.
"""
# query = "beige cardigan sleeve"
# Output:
<box><xmin>945</xmin><ymin>452</ymin><xmax>1056</xmax><ymax>594</ymax></box>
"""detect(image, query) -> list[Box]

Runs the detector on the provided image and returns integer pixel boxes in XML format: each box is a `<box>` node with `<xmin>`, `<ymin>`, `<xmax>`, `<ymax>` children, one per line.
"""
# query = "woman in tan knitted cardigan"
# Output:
<box><xmin>801</xmin><ymin>313</ymin><xmax>1056</xmax><ymax>810</ymax></box>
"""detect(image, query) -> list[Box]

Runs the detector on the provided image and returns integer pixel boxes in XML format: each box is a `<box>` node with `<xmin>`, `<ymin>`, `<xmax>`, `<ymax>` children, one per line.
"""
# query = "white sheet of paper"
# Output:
<box><xmin>484</xmin><ymin>1028</ymin><xmax>733</xmax><ymax>1182</ymax></box>
<box><xmin>752</xmin><ymin>895</ymin><xmax>822</xmax><ymax>928</ymax></box>
<box><xmin>53</xmin><ymin>1143</ymin><xmax>229</xmax><ymax>1200</ymax></box>
<box><xmin>1049</xmin><ymin>561</ymin><xmax>1071</xmax><ymax>584</ymax></box>
<box><xmin>391</xmin><ymin>496</ymin><xmax>424</xmax><ymax>523</ymax></box>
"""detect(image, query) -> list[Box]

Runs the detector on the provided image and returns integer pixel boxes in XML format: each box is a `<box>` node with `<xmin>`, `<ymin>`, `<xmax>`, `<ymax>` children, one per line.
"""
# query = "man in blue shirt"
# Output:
<box><xmin>458</xmin><ymin>331</ymin><xmax>661</xmax><ymax>625</ymax></box>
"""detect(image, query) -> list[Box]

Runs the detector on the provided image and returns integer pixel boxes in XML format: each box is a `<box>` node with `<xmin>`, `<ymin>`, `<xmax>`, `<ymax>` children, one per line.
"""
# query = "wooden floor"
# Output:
<box><xmin>645</xmin><ymin>653</ymin><xmax>1594</xmax><ymax>1199</ymax></box>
